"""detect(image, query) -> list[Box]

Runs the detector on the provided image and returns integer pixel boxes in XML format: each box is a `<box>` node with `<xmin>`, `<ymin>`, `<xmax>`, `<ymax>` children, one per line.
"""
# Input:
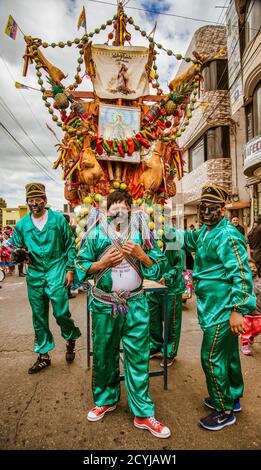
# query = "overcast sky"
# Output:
<box><xmin>0</xmin><ymin>0</ymin><xmax>228</xmax><ymax>210</ymax></box>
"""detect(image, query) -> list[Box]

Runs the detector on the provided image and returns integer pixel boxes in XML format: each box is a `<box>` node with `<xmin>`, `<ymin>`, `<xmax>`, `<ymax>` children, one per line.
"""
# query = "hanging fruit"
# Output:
<box><xmin>164</xmin><ymin>100</ymin><xmax>177</xmax><ymax>116</ymax></box>
<box><xmin>54</xmin><ymin>93</ymin><xmax>69</xmax><ymax>109</ymax></box>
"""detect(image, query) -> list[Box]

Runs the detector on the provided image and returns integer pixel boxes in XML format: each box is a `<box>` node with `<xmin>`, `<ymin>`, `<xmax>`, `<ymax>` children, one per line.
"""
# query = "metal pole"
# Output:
<box><xmin>163</xmin><ymin>288</ymin><xmax>168</xmax><ymax>390</ymax></box>
<box><xmin>87</xmin><ymin>285</ymin><xmax>91</xmax><ymax>369</ymax></box>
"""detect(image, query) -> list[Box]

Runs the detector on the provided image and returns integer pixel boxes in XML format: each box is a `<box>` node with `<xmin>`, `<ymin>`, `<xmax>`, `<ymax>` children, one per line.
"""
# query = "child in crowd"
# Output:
<box><xmin>240</xmin><ymin>259</ymin><xmax>261</xmax><ymax>355</ymax></box>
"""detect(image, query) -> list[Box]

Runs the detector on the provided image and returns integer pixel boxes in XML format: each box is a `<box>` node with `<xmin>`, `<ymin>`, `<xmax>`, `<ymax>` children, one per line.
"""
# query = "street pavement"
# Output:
<box><xmin>0</xmin><ymin>273</ymin><xmax>260</xmax><ymax>450</ymax></box>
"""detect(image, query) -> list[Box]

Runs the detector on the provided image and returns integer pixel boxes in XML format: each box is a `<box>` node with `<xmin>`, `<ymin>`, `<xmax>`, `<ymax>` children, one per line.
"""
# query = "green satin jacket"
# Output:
<box><xmin>76</xmin><ymin>224</ymin><xmax>168</xmax><ymax>291</ymax></box>
<box><xmin>161</xmin><ymin>227</ymin><xmax>185</xmax><ymax>294</ymax></box>
<box><xmin>13</xmin><ymin>208</ymin><xmax>75</xmax><ymax>288</ymax></box>
<box><xmin>182</xmin><ymin>217</ymin><xmax>256</xmax><ymax>329</ymax></box>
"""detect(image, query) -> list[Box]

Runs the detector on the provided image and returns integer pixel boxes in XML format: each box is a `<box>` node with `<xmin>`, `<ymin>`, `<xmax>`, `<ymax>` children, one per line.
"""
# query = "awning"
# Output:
<box><xmin>226</xmin><ymin>201</ymin><xmax>250</xmax><ymax>209</ymax></box>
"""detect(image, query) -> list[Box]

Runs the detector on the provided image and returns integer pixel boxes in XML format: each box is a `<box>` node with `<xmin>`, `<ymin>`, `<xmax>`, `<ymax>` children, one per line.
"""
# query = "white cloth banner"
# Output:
<box><xmin>91</xmin><ymin>45</ymin><xmax>150</xmax><ymax>100</ymax></box>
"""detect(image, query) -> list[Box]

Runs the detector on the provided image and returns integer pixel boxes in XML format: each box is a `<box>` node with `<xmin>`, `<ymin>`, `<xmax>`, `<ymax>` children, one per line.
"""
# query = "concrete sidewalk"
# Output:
<box><xmin>0</xmin><ymin>275</ymin><xmax>260</xmax><ymax>450</ymax></box>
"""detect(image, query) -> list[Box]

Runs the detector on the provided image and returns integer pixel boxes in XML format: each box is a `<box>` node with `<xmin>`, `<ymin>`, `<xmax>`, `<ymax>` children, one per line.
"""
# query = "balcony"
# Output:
<box><xmin>178</xmin><ymin>158</ymin><xmax>232</xmax><ymax>205</ymax></box>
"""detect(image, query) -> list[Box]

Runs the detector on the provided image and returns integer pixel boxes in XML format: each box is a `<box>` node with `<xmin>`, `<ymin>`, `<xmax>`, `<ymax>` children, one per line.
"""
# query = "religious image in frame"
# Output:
<box><xmin>97</xmin><ymin>103</ymin><xmax>141</xmax><ymax>163</ymax></box>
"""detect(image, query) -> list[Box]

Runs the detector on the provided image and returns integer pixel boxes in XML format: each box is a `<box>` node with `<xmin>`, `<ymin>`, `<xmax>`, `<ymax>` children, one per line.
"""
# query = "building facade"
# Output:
<box><xmin>172</xmin><ymin>1</ymin><xmax>261</xmax><ymax>229</ymax></box>
<box><xmin>2</xmin><ymin>206</ymin><xmax>28</xmax><ymax>228</ymax></box>
<box><xmin>236</xmin><ymin>0</ymin><xmax>261</xmax><ymax>223</ymax></box>
<box><xmin>172</xmin><ymin>25</ymin><xmax>238</xmax><ymax>228</ymax></box>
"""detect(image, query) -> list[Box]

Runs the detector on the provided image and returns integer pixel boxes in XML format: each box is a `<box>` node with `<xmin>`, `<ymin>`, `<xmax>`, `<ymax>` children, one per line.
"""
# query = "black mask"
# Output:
<box><xmin>28</xmin><ymin>201</ymin><xmax>45</xmax><ymax>214</ymax></box>
<box><xmin>200</xmin><ymin>204</ymin><xmax>223</xmax><ymax>226</ymax></box>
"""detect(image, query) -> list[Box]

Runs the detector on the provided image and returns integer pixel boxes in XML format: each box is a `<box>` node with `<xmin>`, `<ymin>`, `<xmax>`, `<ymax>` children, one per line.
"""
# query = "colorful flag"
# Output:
<box><xmin>5</xmin><ymin>15</ymin><xmax>18</xmax><ymax>40</ymax></box>
<box><xmin>148</xmin><ymin>21</ymin><xmax>157</xmax><ymax>39</ymax></box>
<box><xmin>15</xmin><ymin>82</ymin><xmax>29</xmax><ymax>90</ymax></box>
<box><xmin>77</xmin><ymin>7</ymin><xmax>86</xmax><ymax>30</ymax></box>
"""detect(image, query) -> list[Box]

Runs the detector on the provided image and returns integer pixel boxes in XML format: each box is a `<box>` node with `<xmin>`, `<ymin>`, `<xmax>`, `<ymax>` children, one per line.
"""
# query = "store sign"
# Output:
<box><xmin>226</xmin><ymin>2</ymin><xmax>244</xmax><ymax>115</ymax></box>
<box><xmin>244</xmin><ymin>135</ymin><xmax>261</xmax><ymax>171</ymax></box>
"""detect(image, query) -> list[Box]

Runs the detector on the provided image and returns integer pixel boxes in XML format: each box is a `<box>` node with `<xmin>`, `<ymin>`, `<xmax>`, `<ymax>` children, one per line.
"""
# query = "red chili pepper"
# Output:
<box><xmin>135</xmin><ymin>133</ymin><xmax>151</xmax><ymax>149</ymax></box>
<box><xmin>64</xmin><ymin>112</ymin><xmax>77</xmax><ymax>125</ymax></box>
<box><xmin>96</xmin><ymin>137</ymin><xmax>104</xmax><ymax>155</ymax></box>
<box><xmin>107</xmin><ymin>140</ymin><xmax>113</xmax><ymax>148</ymax></box>
<box><xmin>126</xmin><ymin>138</ymin><xmax>135</xmax><ymax>155</ymax></box>
<box><xmin>79</xmin><ymin>112</ymin><xmax>90</xmax><ymax>120</ymax></box>
<box><xmin>156</xmin><ymin>120</ymin><xmax>166</xmax><ymax>130</ymax></box>
<box><xmin>142</xmin><ymin>129</ymin><xmax>156</xmax><ymax>140</ymax></box>
<box><xmin>117</xmin><ymin>140</ymin><xmax>125</xmax><ymax>157</ymax></box>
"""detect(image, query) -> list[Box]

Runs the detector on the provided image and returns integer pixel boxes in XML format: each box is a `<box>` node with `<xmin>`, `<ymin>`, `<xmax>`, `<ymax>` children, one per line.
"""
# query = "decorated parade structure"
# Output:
<box><xmin>17</xmin><ymin>1</ymin><xmax>206</xmax><ymax>247</ymax></box>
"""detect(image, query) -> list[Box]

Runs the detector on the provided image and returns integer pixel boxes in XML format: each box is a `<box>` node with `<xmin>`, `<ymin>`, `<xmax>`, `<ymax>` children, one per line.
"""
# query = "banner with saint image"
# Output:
<box><xmin>91</xmin><ymin>44</ymin><xmax>150</xmax><ymax>100</ymax></box>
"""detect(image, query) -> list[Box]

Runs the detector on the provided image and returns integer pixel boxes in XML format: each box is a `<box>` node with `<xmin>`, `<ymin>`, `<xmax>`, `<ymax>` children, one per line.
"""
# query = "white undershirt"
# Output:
<box><xmin>111</xmin><ymin>233</ymin><xmax>142</xmax><ymax>292</ymax></box>
<box><xmin>31</xmin><ymin>210</ymin><xmax>48</xmax><ymax>231</ymax></box>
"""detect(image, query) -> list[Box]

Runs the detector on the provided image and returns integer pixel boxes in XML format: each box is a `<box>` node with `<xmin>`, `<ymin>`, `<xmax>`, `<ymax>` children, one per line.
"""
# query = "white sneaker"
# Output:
<box><xmin>70</xmin><ymin>289</ymin><xmax>79</xmax><ymax>295</ymax></box>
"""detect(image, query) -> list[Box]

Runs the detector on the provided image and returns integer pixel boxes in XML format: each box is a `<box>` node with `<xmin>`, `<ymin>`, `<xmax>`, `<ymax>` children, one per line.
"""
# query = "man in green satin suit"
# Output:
<box><xmin>176</xmin><ymin>183</ymin><xmax>256</xmax><ymax>431</ymax></box>
<box><xmin>12</xmin><ymin>183</ymin><xmax>81</xmax><ymax>374</ymax></box>
<box><xmin>148</xmin><ymin>226</ymin><xmax>185</xmax><ymax>367</ymax></box>
<box><xmin>76</xmin><ymin>190</ymin><xmax>171</xmax><ymax>439</ymax></box>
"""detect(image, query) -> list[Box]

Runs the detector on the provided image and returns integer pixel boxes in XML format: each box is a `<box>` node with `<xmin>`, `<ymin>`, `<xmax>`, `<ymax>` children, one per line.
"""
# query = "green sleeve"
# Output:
<box><xmin>217</xmin><ymin>233</ymin><xmax>256</xmax><ymax>315</ymax></box>
<box><xmin>60</xmin><ymin>216</ymin><xmax>76</xmax><ymax>272</ymax></box>
<box><xmin>12</xmin><ymin>221</ymin><xmax>25</xmax><ymax>248</ymax></box>
<box><xmin>164</xmin><ymin>250</ymin><xmax>184</xmax><ymax>282</ymax></box>
<box><xmin>75</xmin><ymin>231</ymin><xmax>97</xmax><ymax>283</ymax></box>
<box><xmin>140</xmin><ymin>241</ymin><xmax>168</xmax><ymax>281</ymax></box>
<box><xmin>184</xmin><ymin>229</ymin><xmax>202</xmax><ymax>252</ymax></box>
<box><xmin>163</xmin><ymin>226</ymin><xmax>202</xmax><ymax>252</ymax></box>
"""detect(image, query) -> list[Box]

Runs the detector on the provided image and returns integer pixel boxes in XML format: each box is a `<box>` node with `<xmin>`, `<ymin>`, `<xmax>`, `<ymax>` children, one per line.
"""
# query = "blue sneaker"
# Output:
<box><xmin>199</xmin><ymin>411</ymin><xmax>236</xmax><ymax>431</ymax></box>
<box><xmin>204</xmin><ymin>397</ymin><xmax>241</xmax><ymax>412</ymax></box>
<box><xmin>233</xmin><ymin>399</ymin><xmax>241</xmax><ymax>412</ymax></box>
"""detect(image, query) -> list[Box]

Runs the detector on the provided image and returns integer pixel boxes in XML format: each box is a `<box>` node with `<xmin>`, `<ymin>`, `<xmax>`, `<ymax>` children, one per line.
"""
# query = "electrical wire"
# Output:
<box><xmin>0</xmin><ymin>96</ymin><xmax>54</xmax><ymax>169</ymax></box>
<box><xmin>87</xmin><ymin>0</ymin><xmax>260</xmax><ymax>29</ymax></box>
<box><xmin>0</xmin><ymin>52</ymin><xmax>55</xmax><ymax>147</ymax></box>
<box><xmin>0</xmin><ymin>121</ymin><xmax>58</xmax><ymax>183</ymax></box>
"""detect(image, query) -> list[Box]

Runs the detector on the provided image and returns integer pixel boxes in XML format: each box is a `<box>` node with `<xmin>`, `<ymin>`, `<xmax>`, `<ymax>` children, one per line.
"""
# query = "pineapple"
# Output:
<box><xmin>54</xmin><ymin>93</ymin><xmax>69</xmax><ymax>109</ymax></box>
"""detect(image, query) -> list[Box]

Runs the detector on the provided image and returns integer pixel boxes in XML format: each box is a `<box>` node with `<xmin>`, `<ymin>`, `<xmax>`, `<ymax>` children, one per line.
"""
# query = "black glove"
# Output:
<box><xmin>11</xmin><ymin>248</ymin><xmax>34</xmax><ymax>265</ymax></box>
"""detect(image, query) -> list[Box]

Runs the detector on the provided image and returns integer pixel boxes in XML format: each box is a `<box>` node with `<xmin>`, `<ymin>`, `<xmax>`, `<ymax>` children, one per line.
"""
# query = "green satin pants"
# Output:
<box><xmin>148</xmin><ymin>291</ymin><xmax>183</xmax><ymax>359</ymax></box>
<box><xmin>28</xmin><ymin>282</ymin><xmax>81</xmax><ymax>355</ymax></box>
<box><xmin>201</xmin><ymin>321</ymin><xmax>244</xmax><ymax>412</ymax></box>
<box><xmin>90</xmin><ymin>295</ymin><xmax>155</xmax><ymax>418</ymax></box>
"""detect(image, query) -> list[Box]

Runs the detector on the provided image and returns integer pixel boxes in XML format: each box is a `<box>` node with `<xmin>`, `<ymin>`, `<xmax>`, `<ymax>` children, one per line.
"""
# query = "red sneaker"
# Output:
<box><xmin>134</xmin><ymin>417</ymin><xmax>171</xmax><ymax>438</ymax></box>
<box><xmin>87</xmin><ymin>405</ymin><xmax>116</xmax><ymax>422</ymax></box>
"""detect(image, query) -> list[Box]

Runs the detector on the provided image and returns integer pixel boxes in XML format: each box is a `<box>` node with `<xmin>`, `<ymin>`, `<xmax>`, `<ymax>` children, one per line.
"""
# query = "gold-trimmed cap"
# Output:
<box><xmin>201</xmin><ymin>183</ymin><xmax>229</xmax><ymax>204</ymax></box>
<box><xmin>25</xmin><ymin>182</ymin><xmax>46</xmax><ymax>200</ymax></box>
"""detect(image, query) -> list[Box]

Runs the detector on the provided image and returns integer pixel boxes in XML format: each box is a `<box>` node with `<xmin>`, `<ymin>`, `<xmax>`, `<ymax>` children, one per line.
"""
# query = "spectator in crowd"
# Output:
<box><xmin>231</xmin><ymin>216</ymin><xmax>245</xmax><ymax>236</ymax></box>
<box><xmin>248</xmin><ymin>216</ymin><xmax>261</xmax><ymax>276</ymax></box>
<box><xmin>240</xmin><ymin>259</ymin><xmax>261</xmax><ymax>355</ymax></box>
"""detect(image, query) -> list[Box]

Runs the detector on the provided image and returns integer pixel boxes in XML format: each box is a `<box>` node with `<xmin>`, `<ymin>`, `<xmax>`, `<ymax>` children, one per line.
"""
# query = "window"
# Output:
<box><xmin>206</xmin><ymin>126</ymin><xmax>230</xmax><ymax>159</ymax></box>
<box><xmin>189</xmin><ymin>137</ymin><xmax>205</xmax><ymax>171</ymax></box>
<box><xmin>5</xmin><ymin>220</ymin><xmax>16</xmax><ymax>226</ymax></box>
<box><xmin>245</xmin><ymin>0</ymin><xmax>261</xmax><ymax>49</ymax></box>
<box><xmin>189</xmin><ymin>126</ymin><xmax>230</xmax><ymax>171</ymax></box>
<box><xmin>245</xmin><ymin>82</ymin><xmax>261</xmax><ymax>140</ymax></box>
<box><xmin>246</xmin><ymin>102</ymin><xmax>253</xmax><ymax>141</ymax></box>
<box><xmin>202</xmin><ymin>60</ymin><xmax>228</xmax><ymax>91</ymax></box>
<box><xmin>253</xmin><ymin>83</ymin><xmax>261</xmax><ymax>137</ymax></box>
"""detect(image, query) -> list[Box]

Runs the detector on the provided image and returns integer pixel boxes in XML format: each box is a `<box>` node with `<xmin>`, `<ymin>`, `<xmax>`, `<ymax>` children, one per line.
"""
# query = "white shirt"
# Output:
<box><xmin>111</xmin><ymin>232</ymin><xmax>142</xmax><ymax>292</ymax></box>
<box><xmin>31</xmin><ymin>210</ymin><xmax>48</xmax><ymax>231</ymax></box>
<box><xmin>112</xmin><ymin>258</ymin><xmax>142</xmax><ymax>292</ymax></box>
